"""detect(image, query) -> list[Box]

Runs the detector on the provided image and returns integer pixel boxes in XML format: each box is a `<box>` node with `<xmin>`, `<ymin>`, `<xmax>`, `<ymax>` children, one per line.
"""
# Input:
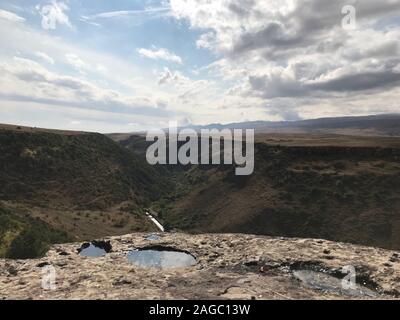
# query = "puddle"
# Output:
<box><xmin>145</xmin><ymin>234</ymin><xmax>161</xmax><ymax>241</ymax></box>
<box><xmin>78</xmin><ymin>241</ymin><xmax>112</xmax><ymax>257</ymax></box>
<box><xmin>293</xmin><ymin>270</ymin><xmax>378</xmax><ymax>298</ymax></box>
<box><xmin>127</xmin><ymin>246</ymin><xmax>196</xmax><ymax>269</ymax></box>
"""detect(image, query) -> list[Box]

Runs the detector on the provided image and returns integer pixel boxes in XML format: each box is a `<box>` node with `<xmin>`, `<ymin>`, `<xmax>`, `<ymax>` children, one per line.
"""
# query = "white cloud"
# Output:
<box><xmin>96</xmin><ymin>64</ymin><xmax>108</xmax><ymax>73</ymax></box>
<box><xmin>88</xmin><ymin>7</ymin><xmax>169</xmax><ymax>19</ymax></box>
<box><xmin>0</xmin><ymin>56</ymin><xmax>175</xmax><ymax>119</ymax></box>
<box><xmin>80</xmin><ymin>6</ymin><xmax>171</xmax><ymax>27</ymax></box>
<box><xmin>34</xmin><ymin>51</ymin><xmax>55</xmax><ymax>64</ymax></box>
<box><xmin>65</xmin><ymin>53</ymin><xmax>88</xmax><ymax>73</ymax></box>
<box><xmin>138</xmin><ymin>47</ymin><xmax>183</xmax><ymax>64</ymax></box>
<box><xmin>0</xmin><ymin>14</ymin><xmax>194</xmax><ymax>131</ymax></box>
<box><xmin>0</xmin><ymin>9</ymin><xmax>25</xmax><ymax>23</ymax></box>
<box><xmin>170</xmin><ymin>0</ymin><xmax>400</xmax><ymax>120</ymax></box>
<box><xmin>158</xmin><ymin>67</ymin><xmax>189</xmax><ymax>85</ymax></box>
<box><xmin>36</xmin><ymin>1</ymin><xmax>72</xmax><ymax>30</ymax></box>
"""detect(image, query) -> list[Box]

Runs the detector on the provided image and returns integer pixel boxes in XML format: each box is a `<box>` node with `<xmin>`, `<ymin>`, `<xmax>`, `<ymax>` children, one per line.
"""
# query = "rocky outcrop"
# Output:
<box><xmin>1</xmin><ymin>233</ymin><xmax>400</xmax><ymax>300</ymax></box>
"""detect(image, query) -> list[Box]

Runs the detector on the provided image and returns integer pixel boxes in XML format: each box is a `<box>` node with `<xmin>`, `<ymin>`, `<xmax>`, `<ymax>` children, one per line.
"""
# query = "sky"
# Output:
<box><xmin>0</xmin><ymin>0</ymin><xmax>399</xmax><ymax>133</ymax></box>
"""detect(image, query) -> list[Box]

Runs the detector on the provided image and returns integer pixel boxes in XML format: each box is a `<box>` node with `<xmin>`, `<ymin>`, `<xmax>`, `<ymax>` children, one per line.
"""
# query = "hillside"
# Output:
<box><xmin>0</xmin><ymin>126</ymin><xmax>170</xmax><ymax>257</ymax></box>
<box><xmin>116</xmin><ymin>133</ymin><xmax>400</xmax><ymax>251</ymax></box>
<box><xmin>0</xmin><ymin>127</ymin><xmax>168</xmax><ymax>208</ymax></box>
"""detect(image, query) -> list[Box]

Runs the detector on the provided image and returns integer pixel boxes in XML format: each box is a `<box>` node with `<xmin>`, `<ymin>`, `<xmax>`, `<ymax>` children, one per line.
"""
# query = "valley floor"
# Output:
<box><xmin>1</xmin><ymin>233</ymin><xmax>399</xmax><ymax>300</ymax></box>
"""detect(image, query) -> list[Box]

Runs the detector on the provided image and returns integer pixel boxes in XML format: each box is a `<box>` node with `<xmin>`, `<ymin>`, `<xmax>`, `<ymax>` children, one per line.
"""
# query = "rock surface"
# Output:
<box><xmin>1</xmin><ymin>233</ymin><xmax>400</xmax><ymax>300</ymax></box>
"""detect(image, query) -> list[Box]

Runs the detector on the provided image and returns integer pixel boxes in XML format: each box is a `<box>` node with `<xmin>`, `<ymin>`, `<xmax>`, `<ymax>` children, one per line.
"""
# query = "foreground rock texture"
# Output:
<box><xmin>1</xmin><ymin>233</ymin><xmax>400</xmax><ymax>300</ymax></box>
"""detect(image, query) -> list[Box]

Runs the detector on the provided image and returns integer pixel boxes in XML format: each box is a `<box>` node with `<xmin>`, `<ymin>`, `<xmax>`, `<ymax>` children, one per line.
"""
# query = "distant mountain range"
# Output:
<box><xmin>185</xmin><ymin>114</ymin><xmax>400</xmax><ymax>137</ymax></box>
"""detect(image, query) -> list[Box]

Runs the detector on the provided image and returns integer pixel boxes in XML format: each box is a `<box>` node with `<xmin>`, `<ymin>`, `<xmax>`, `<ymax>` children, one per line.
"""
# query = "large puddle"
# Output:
<box><xmin>293</xmin><ymin>270</ymin><xmax>378</xmax><ymax>298</ymax></box>
<box><xmin>127</xmin><ymin>247</ymin><xmax>196</xmax><ymax>269</ymax></box>
<box><xmin>78</xmin><ymin>241</ymin><xmax>112</xmax><ymax>257</ymax></box>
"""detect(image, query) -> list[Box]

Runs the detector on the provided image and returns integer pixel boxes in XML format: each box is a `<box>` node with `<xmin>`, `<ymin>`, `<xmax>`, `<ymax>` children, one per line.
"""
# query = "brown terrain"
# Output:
<box><xmin>254</xmin><ymin>132</ymin><xmax>400</xmax><ymax>148</ymax></box>
<box><xmin>1</xmin><ymin>233</ymin><xmax>400</xmax><ymax>300</ymax></box>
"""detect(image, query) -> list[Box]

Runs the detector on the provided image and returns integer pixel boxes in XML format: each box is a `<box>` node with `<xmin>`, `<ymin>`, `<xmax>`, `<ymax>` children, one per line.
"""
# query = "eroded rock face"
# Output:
<box><xmin>1</xmin><ymin>233</ymin><xmax>400</xmax><ymax>300</ymax></box>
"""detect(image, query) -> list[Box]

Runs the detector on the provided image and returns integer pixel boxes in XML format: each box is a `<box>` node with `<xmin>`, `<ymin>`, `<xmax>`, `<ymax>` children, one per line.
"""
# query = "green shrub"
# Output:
<box><xmin>0</xmin><ymin>206</ymin><xmax>71</xmax><ymax>259</ymax></box>
<box><xmin>6</xmin><ymin>222</ymin><xmax>70</xmax><ymax>259</ymax></box>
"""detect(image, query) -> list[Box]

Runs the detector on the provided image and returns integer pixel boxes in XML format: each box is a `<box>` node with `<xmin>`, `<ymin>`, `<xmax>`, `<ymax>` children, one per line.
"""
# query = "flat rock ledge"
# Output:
<box><xmin>1</xmin><ymin>233</ymin><xmax>400</xmax><ymax>300</ymax></box>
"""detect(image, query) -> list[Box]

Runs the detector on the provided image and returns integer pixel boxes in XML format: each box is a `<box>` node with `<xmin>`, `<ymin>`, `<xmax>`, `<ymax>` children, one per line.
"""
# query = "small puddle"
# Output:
<box><xmin>127</xmin><ymin>247</ymin><xmax>196</xmax><ymax>269</ymax></box>
<box><xmin>293</xmin><ymin>270</ymin><xmax>378</xmax><ymax>298</ymax></box>
<box><xmin>78</xmin><ymin>241</ymin><xmax>112</xmax><ymax>257</ymax></box>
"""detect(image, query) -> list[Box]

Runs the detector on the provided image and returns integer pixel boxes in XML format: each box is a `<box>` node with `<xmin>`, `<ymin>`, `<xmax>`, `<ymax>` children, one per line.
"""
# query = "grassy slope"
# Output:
<box><xmin>0</xmin><ymin>129</ymin><xmax>168</xmax><ymax>209</ymax></box>
<box><xmin>142</xmin><ymin>139</ymin><xmax>400</xmax><ymax>250</ymax></box>
<box><xmin>0</xmin><ymin>128</ymin><xmax>171</xmax><ymax>256</ymax></box>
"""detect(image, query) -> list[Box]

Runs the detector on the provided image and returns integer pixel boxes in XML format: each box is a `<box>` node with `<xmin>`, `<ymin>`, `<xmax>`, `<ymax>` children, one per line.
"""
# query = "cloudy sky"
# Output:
<box><xmin>0</xmin><ymin>0</ymin><xmax>399</xmax><ymax>132</ymax></box>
